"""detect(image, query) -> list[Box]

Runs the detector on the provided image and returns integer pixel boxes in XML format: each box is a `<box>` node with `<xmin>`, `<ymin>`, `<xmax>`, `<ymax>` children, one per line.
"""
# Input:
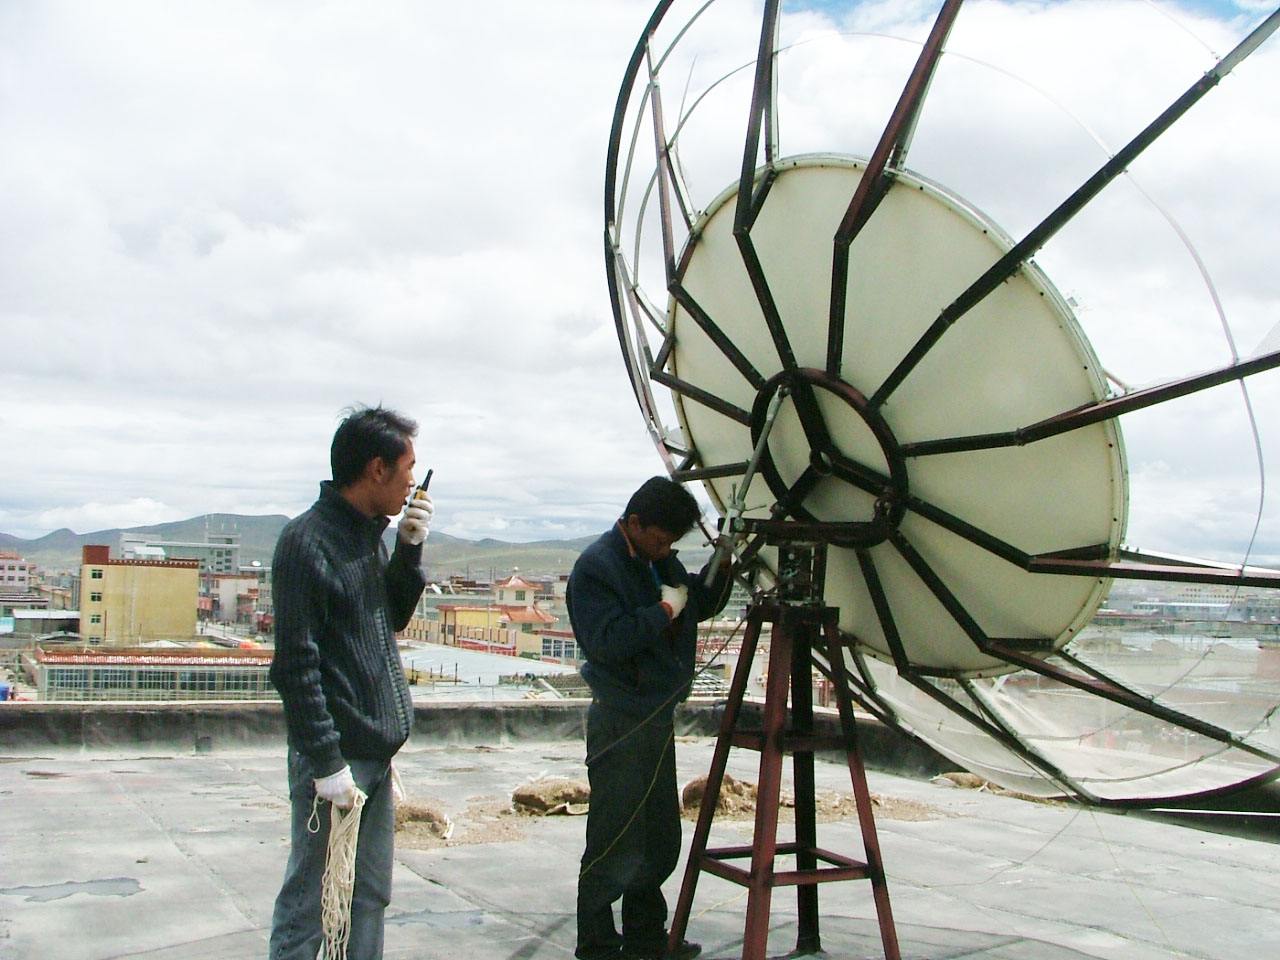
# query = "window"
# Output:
<box><xmin>178</xmin><ymin>670</ymin><xmax>218</xmax><ymax>692</ymax></box>
<box><xmin>90</xmin><ymin>614</ymin><xmax>102</xmax><ymax>624</ymax></box>
<box><xmin>137</xmin><ymin>672</ymin><xmax>176</xmax><ymax>691</ymax></box>
<box><xmin>92</xmin><ymin>669</ymin><xmax>133</xmax><ymax>690</ymax></box>
<box><xmin>542</xmin><ymin>637</ymin><xmax>580</xmax><ymax>660</ymax></box>
<box><xmin>48</xmin><ymin>668</ymin><xmax>89</xmax><ymax>690</ymax></box>
<box><xmin>90</xmin><ymin>592</ymin><xmax>102</xmax><ymax>602</ymax></box>
<box><xmin>90</xmin><ymin>569</ymin><xmax>104</xmax><ymax>580</ymax></box>
<box><xmin>223</xmin><ymin>671</ymin><xmax>269</xmax><ymax>693</ymax></box>
<box><xmin>516</xmin><ymin>590</ymin><xmax>526</xmax><ymax>602</ymax></box>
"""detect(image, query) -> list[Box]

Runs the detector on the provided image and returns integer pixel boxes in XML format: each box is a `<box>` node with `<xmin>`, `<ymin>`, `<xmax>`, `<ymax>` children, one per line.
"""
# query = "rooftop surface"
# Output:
<box><xmin>2</xmin><ymin>702</ymin><xmax>1277</xmax><ymax>960</ymax></box>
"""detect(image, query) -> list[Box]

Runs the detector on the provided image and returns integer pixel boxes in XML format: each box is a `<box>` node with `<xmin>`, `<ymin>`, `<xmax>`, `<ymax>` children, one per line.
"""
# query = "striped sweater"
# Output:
<box><xmin>269</xmin><ymin>481</ymin><xmax>424</xmax><ymax>777</ymax></box>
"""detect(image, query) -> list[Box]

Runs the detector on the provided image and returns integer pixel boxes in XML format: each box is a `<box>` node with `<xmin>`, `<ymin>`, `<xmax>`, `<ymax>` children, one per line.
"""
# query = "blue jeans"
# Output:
<box><xmin>577</xmin><ymin>703</ymin><xmax>680</xmax><ymax>960</ymax></box>
<box><xmin>269</xmin><ymin>750</ymin><xmax>395</xmax><ymax>960</ymax></box>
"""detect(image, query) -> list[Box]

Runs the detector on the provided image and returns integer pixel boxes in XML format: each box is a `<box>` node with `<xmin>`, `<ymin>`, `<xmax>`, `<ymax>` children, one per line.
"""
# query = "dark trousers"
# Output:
<box><xmin>269</xmin><ymin>750</ymin><xmax>395</xmax><ymax>960</ymax></box>
<box><xmin>577</xmin><ymin>702</ymin><xmax>681</xmax><ymax>959</ymax></box>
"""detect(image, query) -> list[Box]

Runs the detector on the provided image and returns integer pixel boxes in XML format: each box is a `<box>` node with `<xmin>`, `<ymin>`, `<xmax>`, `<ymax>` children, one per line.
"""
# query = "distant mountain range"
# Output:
<box><xmin>0</xmin><ymin>514</ymin><xmax>601</xmax><ymax>578</ymax></box>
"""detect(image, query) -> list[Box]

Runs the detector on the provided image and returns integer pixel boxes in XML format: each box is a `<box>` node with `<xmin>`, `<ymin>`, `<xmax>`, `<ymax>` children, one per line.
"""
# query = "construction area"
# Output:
<box><xmin>1</xmin><ymin>700</ymin><xmax>1277</xmax><ymax>960</ymax></box>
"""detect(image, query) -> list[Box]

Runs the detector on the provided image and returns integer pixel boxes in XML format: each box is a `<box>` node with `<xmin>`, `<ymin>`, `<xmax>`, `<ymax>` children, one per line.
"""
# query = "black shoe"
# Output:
<box><xmin>575</xmin><ymin>948</ymin><xmax>623</xmax><ymax>960</ymax></box>
<box><xmin>622</xmin><ymin>939</ymin><xmax>701</xmax><ymax>960</ymax></box>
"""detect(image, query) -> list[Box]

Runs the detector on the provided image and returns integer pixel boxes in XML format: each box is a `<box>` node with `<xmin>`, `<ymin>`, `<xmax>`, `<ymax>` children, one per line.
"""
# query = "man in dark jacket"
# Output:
<box><xmin>569</xmin><ymin>477</ymin><xmax>733</xmax><ymax>960</ymax></box>
<box><xmin>268</xmin><ymin>404</ymin><xmax>432</xmax><ymax>960</ymax></box>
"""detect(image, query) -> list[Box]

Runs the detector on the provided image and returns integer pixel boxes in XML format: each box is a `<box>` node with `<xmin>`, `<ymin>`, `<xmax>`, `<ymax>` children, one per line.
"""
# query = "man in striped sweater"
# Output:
<box><xmin>267</xmin><ymin>405</ymin><xmax>432</xmax><ymax>960</ymax></box>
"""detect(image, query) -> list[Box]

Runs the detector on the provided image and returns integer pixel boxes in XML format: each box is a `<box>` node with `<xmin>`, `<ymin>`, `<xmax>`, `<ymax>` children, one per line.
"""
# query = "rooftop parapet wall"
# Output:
<box><xmin>0</xmin><ymin>700</ymin><xmax>951</xmax><ymax>777</ymax></box>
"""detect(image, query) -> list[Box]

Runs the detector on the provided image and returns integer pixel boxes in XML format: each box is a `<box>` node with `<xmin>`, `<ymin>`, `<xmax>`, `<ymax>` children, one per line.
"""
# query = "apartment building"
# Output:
<box><xmin>80</xmin><ymin>545</ymin><xmax>198</xmax><ymax>644</ymax></box>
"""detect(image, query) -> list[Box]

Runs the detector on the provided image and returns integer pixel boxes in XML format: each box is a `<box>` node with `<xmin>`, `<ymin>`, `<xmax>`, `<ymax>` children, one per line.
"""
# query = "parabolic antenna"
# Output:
<box><xmin>604</xmin><ymin>0</ymin><xmax>1280</xmax><ymax>803</ymax></box>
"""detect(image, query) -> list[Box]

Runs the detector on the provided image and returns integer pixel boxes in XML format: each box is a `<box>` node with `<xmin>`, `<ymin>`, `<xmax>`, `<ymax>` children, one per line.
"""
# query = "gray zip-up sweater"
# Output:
<box><xmin>269</xmin><ymin>481</ymin><xmax>424</xmax><ymax>777</ymax></box>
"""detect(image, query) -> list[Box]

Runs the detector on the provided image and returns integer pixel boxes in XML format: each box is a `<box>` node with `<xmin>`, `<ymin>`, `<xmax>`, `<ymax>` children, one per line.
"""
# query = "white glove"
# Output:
<box><xmin>660</xmin><ymin>584</ymin><xmax>689</xmax><ymax>619</ymax></box>
<box><xmin>397</xmin><ymin>493</ymin><xmax>433</xmax><ymax>546</ymax></box>
<box><xmin>390</xmin><ymin>762</ymin><xmax>405</xmax><ymax>805</ymax></box>
<box><xmin>314</xmin><ymin>765</ymin><xmax>358</xmax><ymax>809</ymax></box>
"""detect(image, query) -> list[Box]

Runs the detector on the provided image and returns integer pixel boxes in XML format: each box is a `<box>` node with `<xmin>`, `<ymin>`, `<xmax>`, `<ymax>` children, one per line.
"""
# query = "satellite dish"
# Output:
<box><xmin>604</xmin><ymin>0</ymin><xmax>1280</xmax><ymax>803</ymax></box>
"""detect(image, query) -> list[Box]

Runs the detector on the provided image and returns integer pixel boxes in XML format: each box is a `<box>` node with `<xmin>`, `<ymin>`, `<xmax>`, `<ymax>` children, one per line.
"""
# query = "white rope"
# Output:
<box><xmin>390</xmin><ymin>763</ymin><xmax>405</xmax><ymax>807</ymax></box>
<box><xmin>309</xmin><ymin>788</ymin><xmax>367</xmax><ymax>960</ymax></box>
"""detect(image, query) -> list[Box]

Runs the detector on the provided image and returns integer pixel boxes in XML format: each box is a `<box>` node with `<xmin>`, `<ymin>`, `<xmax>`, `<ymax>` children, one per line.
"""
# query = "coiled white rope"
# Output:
<box><xmin>308</xmin><ymin>788</ymin><xmax>367</xmax><ymax>960</ymax></box>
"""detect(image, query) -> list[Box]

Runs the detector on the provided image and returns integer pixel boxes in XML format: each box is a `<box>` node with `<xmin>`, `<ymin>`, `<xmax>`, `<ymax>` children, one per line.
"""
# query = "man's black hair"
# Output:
<box><xmin>330</xmin><ymin>404</ymin><xmax>418</xmax><ymax>488</ymax></box>
<box><xmin>623</xmin><ymin>476</ymin><xmax>700</xmax><ymax>536</ymax></box>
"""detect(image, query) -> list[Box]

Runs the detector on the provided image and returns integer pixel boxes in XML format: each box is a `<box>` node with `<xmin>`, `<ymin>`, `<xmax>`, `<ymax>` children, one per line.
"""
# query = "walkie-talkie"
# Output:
<box><xmin>413</xmin><ymin>468</ymin><xmax>433</xmax><ymax>502</ymax></box>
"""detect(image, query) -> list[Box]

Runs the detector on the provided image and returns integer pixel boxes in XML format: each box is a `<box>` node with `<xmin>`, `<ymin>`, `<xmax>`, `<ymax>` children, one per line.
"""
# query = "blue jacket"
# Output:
<box><xmin>567</xmin><ymin>522</ymin><xmax>733</xmax><ymax>719</ymax></box>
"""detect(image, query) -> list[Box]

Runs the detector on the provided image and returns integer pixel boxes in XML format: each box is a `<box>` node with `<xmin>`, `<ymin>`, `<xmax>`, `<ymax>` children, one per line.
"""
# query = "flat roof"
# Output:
<box><xmin>0</xmin><ymin>702</ymin><xmax>1275</xmax><ymax>960</ymax></box>
<box><xmin>35</xmin><ymin>646</ymin><xmax>272</xmax><ymax>667</ymax></box>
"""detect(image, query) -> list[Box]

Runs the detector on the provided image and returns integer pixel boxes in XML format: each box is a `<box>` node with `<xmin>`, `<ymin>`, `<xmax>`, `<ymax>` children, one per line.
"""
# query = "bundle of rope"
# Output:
<box><xmin>309</xmin><ymin>787</ymin><xmax>368</xmax><ymax>960</ymax></box>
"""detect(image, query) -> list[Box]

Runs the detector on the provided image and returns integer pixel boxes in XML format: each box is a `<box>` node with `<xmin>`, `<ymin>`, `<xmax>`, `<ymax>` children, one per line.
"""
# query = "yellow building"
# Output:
<box><xmin>437</xmin><ymin>603</ymin><xmax>504</xmax><ymax>641</ymax></box>
<box><xmin>80</xmin><ymin>545</ymin><xmax>199</xmax><ymax>644</ymax></box>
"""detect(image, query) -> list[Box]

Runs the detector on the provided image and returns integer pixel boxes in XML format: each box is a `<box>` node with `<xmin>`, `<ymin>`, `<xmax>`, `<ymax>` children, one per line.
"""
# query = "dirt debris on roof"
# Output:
<box><xmin>932</xmin><ymin>771</ymin><xmax>1067</xmax><ymax>805</ymax></box>
<box><xmin>395</xmin><ymin>799</ymin><xmax>453</xmax><ymax>841</ymax></box>
<box><xmin>680</xmin><ymin>772</ymin><xmax>946</xmax><ymax>822</ymax></box>
<box><xmin>396</xmin><ymin>794</ymin><xmax>530</xmax><ymax>849</ymax></box>
<box><xmin>512</xmin><ymin>776</ymin><xmax>590</xmax><ymax>815</ymax></box>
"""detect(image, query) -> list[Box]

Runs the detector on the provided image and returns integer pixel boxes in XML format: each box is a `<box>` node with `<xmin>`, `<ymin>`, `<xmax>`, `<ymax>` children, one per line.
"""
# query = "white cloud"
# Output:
<box><xmin>8</xmin><ymin>499</ymin><xmax>182</xmax><ymax>537</ymax></box>
<box><xmin>1</xmin><ymin>0</ymin><xmax>1277</xmax><ymax>569</ymax></box>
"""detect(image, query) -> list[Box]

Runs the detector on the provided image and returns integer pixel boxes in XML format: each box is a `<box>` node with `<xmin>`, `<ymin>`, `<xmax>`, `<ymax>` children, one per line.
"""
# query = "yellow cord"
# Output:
<box><xmin>579</xmin><ymin>725</ymin><xmax>675</xmax><ymax>880</ymax></box>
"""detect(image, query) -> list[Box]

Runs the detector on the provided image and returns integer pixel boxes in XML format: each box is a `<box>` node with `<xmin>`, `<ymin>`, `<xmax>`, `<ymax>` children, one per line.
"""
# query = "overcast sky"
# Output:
<box><xmin>2</xmin><ymin>0</ymin><xmax>1278</xmax><ymax>565</ymax></box>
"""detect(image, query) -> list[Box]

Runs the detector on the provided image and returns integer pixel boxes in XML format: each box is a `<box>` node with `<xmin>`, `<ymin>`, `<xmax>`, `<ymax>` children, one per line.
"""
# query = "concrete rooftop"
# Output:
<box><xmin>1</xmin><ymin>702</ymin><xmax>1277</xmax><ymax>960</ymax></box>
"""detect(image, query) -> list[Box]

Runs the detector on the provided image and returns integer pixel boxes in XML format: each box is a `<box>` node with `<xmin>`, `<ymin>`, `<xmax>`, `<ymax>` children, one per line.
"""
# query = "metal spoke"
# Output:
<box><xmin>1026</xmin><ymin>554</ymin><xmax>1280</xmax><ymax>589</ymax></box>
<box><xmin>732</xmin><ymin>0</ymin><xmax>799</xmax><ymax>373</ymax></box>
<box><xmin>957</xmin><ymin>678</ymin><xmax>1096</xmax><ymax>800</ymax></box>
<box><xmin>648</xmin><ymin>45</ymin><xmax>680</xmax><ymax>283</ymax></box>
<box><xmin>914</xmin><ymin>675</ymin><xmax>1093</xmax><ymax>799</ymax></box>
<box><xmin>774</xmin><ymin>465</ymin><xmax>822</xmax><ymax>520</ymax></box>
<box><xmin>810</xmin><ymin>643</ymin><xmax>901</xmax><ymax>729</ymax></box>
<box><xmin>672</xmin><ymin>461</ymin><xmax>750</xmax><ymax>482</ymax></box>
<box><xmin>828</xmin><ymin>0</ymin><xmax>963</xmax><ymax>376</ymax></box>
<box><xmin>651</xmin><ymin>367</ymin><xmax>752</xmax><ymax>425</ymax></box>
<box><xmin>904</xmin><ymin>485</ymin><xmax>1280</xmax><ymax>588</ymax></box>
<box><xmin>986</xmin><ymin>643</ymin><xmax>1280</xmax><ymax>766</ymax></box>
<box><xmin>889</xmin><ymin>528</ymin><xmax>1280</xmax><ymax>765</ymax></box>
<box><xmin>669</xmin><ymin>285</ymin><xmax>767</xmax><ymax>390</ymax></box>
<box><xmin>855</xmin><ymin>548</ymin><xmax>910</xmax><ymax>673</ymax></box>
<box><xmin>869</xmin><ymin>9</ymin><xmax>1280</xmax><ymax>410</ymax></box>
<box><xmin>889</xmin><ymin>529</ymin><xmax>990</xmax><ymax>646</ymax></box>
<box><xmin>737</xmin><ymin>0</ymin><xmax>781</xmax><ymax>231</ymax></box>
<box><xmin>902</xmin><ymin>349</ymin><xmax>1280</xmax><ymax>457</ymax></box>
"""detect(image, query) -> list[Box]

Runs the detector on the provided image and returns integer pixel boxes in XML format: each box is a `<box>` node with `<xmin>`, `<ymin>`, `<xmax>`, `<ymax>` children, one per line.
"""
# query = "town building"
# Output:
<box><xmin>0</xmin><ymin>551</ymin><xmax>48</xmax><ymax>618</ymax></box>
<box><xmin>22</xmin><ymin>643</ymin><xmax>274</xmax><ymax>701</ymax></box>
<box><xmin>0</xmin><ymin>551</ymin><xmax>35</xmax><ymax>592</ymax></box>
<box><xmin>5</xmin><ymin>609</ymin><xmax>81</xmax><ymax>641</ymax></box>
<box><xmin>80</xmin><ymin>545</ymin><xmax>199</xmax><ymax>644</ymax></box>
<box><xmin>536</xmin><ymin>628</ymin><xmax>581</xmax><ymax>661</ymax></box>
<box><xmin>120</xmin><ymin>531</ymin><xmax>241</xmax><ymax>574</ymax></box>
<box><xmin>202</xmin><ymin>572</ymin><xmax>262</xmax><ymax>625</ymax></box>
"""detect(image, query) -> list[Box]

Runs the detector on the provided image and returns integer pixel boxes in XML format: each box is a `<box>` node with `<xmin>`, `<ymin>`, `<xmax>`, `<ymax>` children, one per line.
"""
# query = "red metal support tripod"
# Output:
<box><xmin>668</xmin><ymin>542</ymin><xmax>900</xmax><ymax>960</ymax></box>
